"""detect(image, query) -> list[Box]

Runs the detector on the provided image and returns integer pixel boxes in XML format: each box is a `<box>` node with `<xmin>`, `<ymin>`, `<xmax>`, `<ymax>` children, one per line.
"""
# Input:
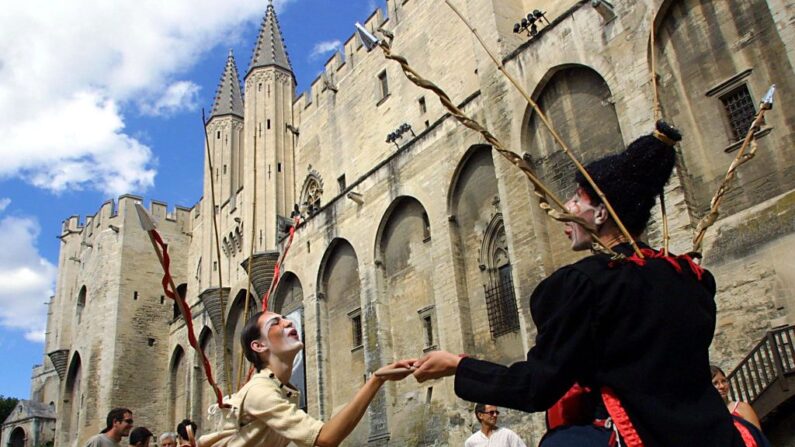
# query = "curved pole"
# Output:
<box><xmin>443</xmin><ymin>0</ymin><xmax>643</xmax><ymax>258</ymax></box>
<box><xmin>201</xmin><ymin>109</ymin><xmax>232</xmax><ymax>394</ymax></box>
<box><xmin>374</xmin><ymin>38</ymin><xmax>618</xmax><ymax>257</ymax></box>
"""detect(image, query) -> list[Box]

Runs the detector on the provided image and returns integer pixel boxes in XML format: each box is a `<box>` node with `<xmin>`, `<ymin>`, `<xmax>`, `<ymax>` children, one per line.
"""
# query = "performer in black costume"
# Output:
<box><xmin>409</xmin><ymin>122</ymin><xmax>763</xmax><ymax>446</ymax></box>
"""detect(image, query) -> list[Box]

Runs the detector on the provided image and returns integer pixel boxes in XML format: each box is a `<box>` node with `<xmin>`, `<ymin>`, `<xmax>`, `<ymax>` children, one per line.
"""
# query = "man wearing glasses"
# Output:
<box><xmin>85</xmin><ymin>408</ymin><xmax>134</xmax><ymax>446</ymax></box>
<box><xmin>465</xmin><ymin>404</ymin><xmax>526</xmax><ymax>447</ymax></box>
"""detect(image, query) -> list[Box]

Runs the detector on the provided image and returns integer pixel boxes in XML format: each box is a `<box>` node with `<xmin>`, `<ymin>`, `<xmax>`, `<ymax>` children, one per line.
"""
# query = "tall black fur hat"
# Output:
<box><xmin>575</xmin><ymin>120</ymin><xmax>682</xmax><ymax>235</ymax></box>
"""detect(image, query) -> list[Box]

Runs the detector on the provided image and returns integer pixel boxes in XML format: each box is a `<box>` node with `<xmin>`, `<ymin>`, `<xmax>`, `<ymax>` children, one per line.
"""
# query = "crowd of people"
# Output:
<box><xmin>85</xmin><ymin>121</ymin><xmax>770</xmax><ymax>446</ymax></box>
<box><xmin>84</xmin><ymin>408</ymin><xmax>200</xmax><ymax>447</ymax></box>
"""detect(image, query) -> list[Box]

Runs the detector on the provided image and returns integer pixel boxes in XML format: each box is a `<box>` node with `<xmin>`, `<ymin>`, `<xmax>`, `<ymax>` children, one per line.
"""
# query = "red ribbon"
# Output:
<box><xmin>151</xmin><ymin>229</ymin><xmax>227</xmax><ymax>408</ymax></box>
<box><xmin>613</xmin><ymin>248</ymin><xmax>704</xmax><ymax>281</ymax></box>
<box><xmin>261</xmin><ymin>217</ymin><xmax>300</xmax><ymax>311</ymax></box>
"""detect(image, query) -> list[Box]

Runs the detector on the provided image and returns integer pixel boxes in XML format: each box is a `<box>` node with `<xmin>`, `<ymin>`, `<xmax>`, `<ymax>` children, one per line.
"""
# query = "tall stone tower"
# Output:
<box><xmin>202</xmin><ymin>49</ymin><xmax>245</xmax><ymax>287</ymax></box>
<box><xmin>243</xmin><ymin>0</ymin><xmax>297</xmax><ymax>253</ymax></box>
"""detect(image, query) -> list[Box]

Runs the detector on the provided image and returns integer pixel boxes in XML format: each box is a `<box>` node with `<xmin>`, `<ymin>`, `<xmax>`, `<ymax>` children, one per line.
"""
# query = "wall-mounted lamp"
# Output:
<box><xmin>513</xmin><ymin>10</ymin><xmax>550</xmax><ymax>38</ymax></box>
<box><xmin>385</xmin><ymin>123</ymin><xmax>416</xmax><ymax>148</ymax></box>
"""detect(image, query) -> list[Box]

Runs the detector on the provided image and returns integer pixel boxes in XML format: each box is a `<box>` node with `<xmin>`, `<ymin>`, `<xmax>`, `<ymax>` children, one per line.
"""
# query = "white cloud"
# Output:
<box><xmin>310</xmin><ymin>40</ymin><xmax>342</xmax><ymax>60</ymax></box>
<box><xmin>0</xmin><ymin>199</ymin><xmax>10</xmax><ymax>213</ymax></box>
<box><xmin>0</xmin><ymin>0</ymin><xmax>295</xmax><ymax>195</ymax></box>
<box><xmin>139</xmin><ymin>81</ymin><xmax>202</xmax><ymax>117</ymax></box>
<box><xmin>0</xmin><ymin>216</ymin><xmax>57</xmax><ymax>342</ymax></box>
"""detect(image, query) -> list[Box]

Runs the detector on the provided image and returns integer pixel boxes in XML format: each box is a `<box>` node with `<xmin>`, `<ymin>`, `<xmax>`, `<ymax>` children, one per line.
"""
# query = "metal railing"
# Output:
<box><xmin>728</xmin><ymin>325</ymin><xmax>795</xmax><ymax>406</ymax></box>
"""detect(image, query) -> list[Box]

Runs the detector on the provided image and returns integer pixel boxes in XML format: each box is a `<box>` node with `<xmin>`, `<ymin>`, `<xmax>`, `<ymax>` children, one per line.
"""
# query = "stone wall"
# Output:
<box><xmin>34</xmin><ymin>0</ymin><xmax>795</xmax><ymax>445</ymax></box>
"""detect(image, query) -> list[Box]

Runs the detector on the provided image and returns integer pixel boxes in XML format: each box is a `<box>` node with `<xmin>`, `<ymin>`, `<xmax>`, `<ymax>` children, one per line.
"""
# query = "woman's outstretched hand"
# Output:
<box><xmin>374</xmin><ymin>359</ymin><xmax>417</xmax><ymax>381</ymax></box>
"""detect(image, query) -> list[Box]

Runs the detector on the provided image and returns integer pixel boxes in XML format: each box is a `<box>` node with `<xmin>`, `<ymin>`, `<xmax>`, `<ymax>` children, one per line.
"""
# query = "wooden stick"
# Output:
<box><xmin>238</xmin><ymin>130</ymin><xmax>259</xmax><ymax>391</ymax></box>
<box><xmin>443</xmin><ymin>0</ymin><xmax>644</xmax><ymax>258</ymax></box>
<box><xmin>374</xmin><ymin>40</ymin><xmax>619</xmax><ymax>257</ymax></box>
<box><xmin>202</xmin><ymin>109</ymin><xmax>232</xmax><ymax>394</ymax></box>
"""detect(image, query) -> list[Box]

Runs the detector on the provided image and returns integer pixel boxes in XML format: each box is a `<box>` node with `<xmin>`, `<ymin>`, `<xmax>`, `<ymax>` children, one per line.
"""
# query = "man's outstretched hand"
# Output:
<box><xmin>408</xmin><ymin>350</ymin><xmax>462</xmax><ymax>382</ymax></box>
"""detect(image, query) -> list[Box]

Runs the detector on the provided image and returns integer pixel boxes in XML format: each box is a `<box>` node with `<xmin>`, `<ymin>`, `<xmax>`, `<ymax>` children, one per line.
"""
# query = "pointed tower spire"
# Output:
<box><xmin>210</xmin><ymin>50</ymin><xmax>244</xmax><ymax>119</ymax></box>
<box><xmin>248</xmin><ymin>0</ymin><xmax>293</xmax><ymax>76</ymax></box>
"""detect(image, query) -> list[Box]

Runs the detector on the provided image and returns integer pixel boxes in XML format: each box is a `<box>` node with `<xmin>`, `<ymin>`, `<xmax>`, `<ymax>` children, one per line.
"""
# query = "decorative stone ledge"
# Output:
<box><xmin>47</xmin><ymin>349</ymin><xmax>70</xmax><ymax>380</ymax></box>
<box><xmin>240</xmin><ymin>251</ymin><xmax>280</xmax><ymax>303</ymax></box>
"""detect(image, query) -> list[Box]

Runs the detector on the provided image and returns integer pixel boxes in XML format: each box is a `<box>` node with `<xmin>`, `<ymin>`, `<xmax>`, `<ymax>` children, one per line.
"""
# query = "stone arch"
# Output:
<box><xmin>75</xmin><ymin>285</ymin><xmax>86</xmax><ymax>324</ymax></box>
<box><xmin>193</xmin><ymin>328</ymin><xmax>216</xmax><ymax>430</ymax></box>
<box><xmin>271</xmin><ymin>272</ymin><xmax>303</xmax><ymax>314</ymax></box>
<box><xmin>375</xmin><ymin>196</ymin><xmax>436</xmax><ymax>357</ymax></box>
<box><xmin>522</xmin><ymin>64</ymin><xmax>625</xmax><ymax>267</ymax></box>
<box><xmin>61</xmin><ymin>352</ymin><xmax>82</xmax><ymax>446</ymax></box>
<box><xmin>9</xmin><ymin>426</ymin><xmax>26</xmax><ymax>447</ymax></box>
<box><xmin>652</xmin><ymin>0</ymin><xmax>795</xmax><ymax>217</ymax></box>
<box><xmin>316</xmin><ymin>238</ymin><xmax>364</xmax><ymax>439</ymax></box>
<box><xmin>225</xmin><ymin>289</ymin><xmax>256</xmax><ymax>390</ymax></box>
<box><xmin>270</xmin><ymin>272</ymin><xmax>307</xmax><ymax>410</ymax></box>
<box><xmin>448</xmin><ymin>145</ymin><xmax>523</xmax><ymax>363</ymax></box>
<box><xmin>169</xmin><ymin>345</ymin><xmax>187</xmax><ymax>429</ymax></box>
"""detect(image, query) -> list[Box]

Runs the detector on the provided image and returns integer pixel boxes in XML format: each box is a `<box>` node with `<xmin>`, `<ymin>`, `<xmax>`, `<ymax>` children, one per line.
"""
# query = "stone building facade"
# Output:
<box><xmin>29</xmin><ymin>0</ymin><xmax>795</xmax><ymax>446</ymax></box>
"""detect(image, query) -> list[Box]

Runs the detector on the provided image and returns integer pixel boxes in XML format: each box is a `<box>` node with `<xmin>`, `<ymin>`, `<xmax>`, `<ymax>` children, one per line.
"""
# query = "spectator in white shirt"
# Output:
<box><xmin>465</xmin><ymin>404</ymin><xmax>527</xmax><ymax>447</ymax></box>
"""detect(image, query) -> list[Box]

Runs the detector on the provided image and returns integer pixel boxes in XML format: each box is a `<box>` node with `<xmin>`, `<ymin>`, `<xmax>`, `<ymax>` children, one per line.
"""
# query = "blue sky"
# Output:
<box><xmin>0</xmin><ymin>0</ymin><xmax>386</xmax><ymax>399</ymax></box>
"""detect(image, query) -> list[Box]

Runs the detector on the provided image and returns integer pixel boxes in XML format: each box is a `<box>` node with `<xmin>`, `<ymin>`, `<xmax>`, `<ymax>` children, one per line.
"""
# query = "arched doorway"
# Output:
<box><xmin>9</xmin><ymin>427</ymin><xmax>26</xmax><ymax>447</ymax></box>
<box><xmin>316</xmin><ymin>238</ymin><xmax>365</xmax><ymax>443</ymax></box>
<box><xmin>448</xmin><ymin>146</ymin><xmax>523</xmax><ymax>363</ymax></box>
<box><xmin>169</xmin><ymin>346</ymin><xmax>186</xmax><ymax>429</ymax></box>
<box><xmin>524</xmin><ymin>64</ymin><xmax>625</xmax><ymax>267</ymax></box>
<box><xmin>271</xmin><ymin>273</ymin><xmax>307</xmax><ymax>409</ymax></box>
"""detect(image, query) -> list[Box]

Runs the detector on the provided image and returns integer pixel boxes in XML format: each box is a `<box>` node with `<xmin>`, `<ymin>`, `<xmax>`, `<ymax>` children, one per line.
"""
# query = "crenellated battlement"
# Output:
<box><xmin>60</xmin><ymin>195</ymin><xmax>193</xmax><ymax>240</ymax></box>
<box><xmin>294</xmin><ymin>7</ymin><xmax>388</xmax><ymax>111</ymax></box>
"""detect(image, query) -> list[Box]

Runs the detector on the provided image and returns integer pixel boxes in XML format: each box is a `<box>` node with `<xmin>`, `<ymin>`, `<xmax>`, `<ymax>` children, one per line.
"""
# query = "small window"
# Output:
<box><xmin>417</xmin><ymin>305</ymin><xmax>437</xmax><ymax>351</ymax></box>
<box><xmin>338</xmin><ymin>175</ymin><xmax>346</xmax><ymax>192</ymax></box>
<box><xmin>267</xmin><ymin>119</ymin><xmax>271</xmax><ymax>130</ymax></box>
<box><xmin>350</xmin><ymin>311</ymin><xmax>363</xmax><ymax>348</ymax></box>
<box><xmin>258</xmin><ymin>83</ymin><xmax>262</xmax><ymax>91</ymax></box>
<box><xmin>223</xmin><ymin>164</ymin><xmax>227</xmax><ymax>174</ymax></box>
<box><xmin>418</xmin><ymin>96</ymin><xmax>426</xmax><ymax>114</ymax></box>
<box><xmin>720</xmin><ymin>85</ymin><xmax>756</xmax><ymax>141</ymax></box>
<box><xmin>216</xmin><ymin>130</ymin><xmax>221</xmax><ymax>139</ymax></box>
<box><xmin>422</xmin><ymin>315</ymin><xmax>433</xmax><ymax>347</ymax></box>
<box><xmin>133</xmin><ymin>291</ymin><xmax>138</xmax><ymax>301</ymax></box>
<box><xmin>277</xmin><ymin>163</ymin><xmax>282</xmax><ymax>172</ymax></box>
<box><xmin>378</xmin><ymin>70</ymin><xmax>389</xmax><ymax>99</ymax></box>
<box><xmin>213</xmin><ymin>261</ymin><xmax>218</xmax><ymax>271</ymax></box>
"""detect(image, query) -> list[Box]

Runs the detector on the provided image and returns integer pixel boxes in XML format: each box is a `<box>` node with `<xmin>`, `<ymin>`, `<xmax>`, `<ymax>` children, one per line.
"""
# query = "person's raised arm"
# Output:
<box><xmin>314</xmin><ymin>360</ymin><xmax>414</xmax><ymax>447</ymax></box>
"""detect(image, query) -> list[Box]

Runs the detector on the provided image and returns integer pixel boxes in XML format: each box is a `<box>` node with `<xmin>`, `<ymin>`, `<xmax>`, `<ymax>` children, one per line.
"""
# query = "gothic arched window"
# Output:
<box><xmin>300</xmin><ymin>174</ymin><xmax>323</xmax><ymax>216</ymax></box>
<box><xmin>481</xmin><ymin>214</ymin><xmax>519</xmax><ymax>337</ymax></box>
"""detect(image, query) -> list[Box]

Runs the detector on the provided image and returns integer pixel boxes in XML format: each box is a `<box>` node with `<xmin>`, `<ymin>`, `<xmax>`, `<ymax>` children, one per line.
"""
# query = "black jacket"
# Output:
<box><xmin>455</xmin><ymin>243</ymin><xmax>743</xmax><ymax>446</ymax></box>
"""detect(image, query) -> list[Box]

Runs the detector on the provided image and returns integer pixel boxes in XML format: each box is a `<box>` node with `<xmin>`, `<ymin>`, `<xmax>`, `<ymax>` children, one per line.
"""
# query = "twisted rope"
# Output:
<box><xmin>375</xmin><ymin>33</ymin><xmax>619</xmax><ymax>257</ymax></box>
<box><xmin>691</xmin><ymin>100</ymin><xmax>773</xmax><ymax>255</ymax></box>
<box><xmin>443</xmin><ymin>0</ymin><xmax>642</xmax><ymax>258</ymax></box>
